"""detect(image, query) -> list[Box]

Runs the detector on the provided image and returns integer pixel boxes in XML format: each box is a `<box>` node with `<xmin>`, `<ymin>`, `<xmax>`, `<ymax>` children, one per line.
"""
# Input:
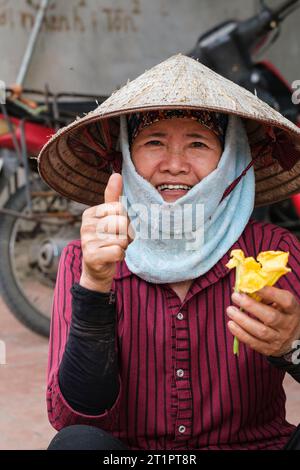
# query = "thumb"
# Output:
<box><xmin>104</xmin><ymin>173</ymin><xmax>123</xmax><ymax>204</ymax></box>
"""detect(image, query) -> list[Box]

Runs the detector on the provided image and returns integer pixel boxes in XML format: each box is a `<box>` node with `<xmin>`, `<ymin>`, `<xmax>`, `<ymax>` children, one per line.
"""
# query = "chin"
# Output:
<box><xmin>161</xmin><ymin>194</ymin><xmax>181</xmax><ymax>202</ymax></box>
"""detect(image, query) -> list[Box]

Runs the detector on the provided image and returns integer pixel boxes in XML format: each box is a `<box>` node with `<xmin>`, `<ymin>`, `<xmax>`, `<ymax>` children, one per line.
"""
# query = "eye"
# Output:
<box><xmin>145</xmin><ymin>140</ymin><xmax>163</xmax><ymax>146</ymax></box>
<box><xmin>191</xmin><ymin>141</ymin><xmax>208</xmax><ymax>149</ymax></box>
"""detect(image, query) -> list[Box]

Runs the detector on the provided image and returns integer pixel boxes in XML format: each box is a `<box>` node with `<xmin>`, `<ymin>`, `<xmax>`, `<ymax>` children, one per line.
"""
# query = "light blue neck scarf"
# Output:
<box><xmin>120</xmin><ymin>114</ymin><xmax>255</xmax><ymax>283</ymax></box>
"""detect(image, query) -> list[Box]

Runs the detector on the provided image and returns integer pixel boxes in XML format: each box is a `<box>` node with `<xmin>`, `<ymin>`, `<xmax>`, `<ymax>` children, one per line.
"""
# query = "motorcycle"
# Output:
<box><xmin>0</xmin><ymin>89</ymin><xmax>107</xmax><ymax>336</ymax></box>
<box><xmin>188</xmin><ymin>0</ymin><xmax>300</xmax><ymax>234</ymax></box>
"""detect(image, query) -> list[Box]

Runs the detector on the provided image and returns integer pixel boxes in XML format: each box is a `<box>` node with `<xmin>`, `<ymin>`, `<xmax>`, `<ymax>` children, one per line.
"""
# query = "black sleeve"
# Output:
<box><xmin>267</xmin><ymin>350</ymin><xmax>300</xmax><ymax>384</ymax></box>
<box><xmin>58</xmin><ymin>283</ymin><xmax>120</xmax><ymax>415</ymax></box>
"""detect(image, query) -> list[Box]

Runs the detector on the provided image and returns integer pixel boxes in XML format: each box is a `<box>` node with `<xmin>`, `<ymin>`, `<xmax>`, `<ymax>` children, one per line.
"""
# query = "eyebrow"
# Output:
<box><xmin>144</xmin><ymin>132</ymin><xmax>210</xmax><ymax>139</ymax></box>
<box><xmin>186</xmin><ymin>133</ymin><xmax>210</xmax><ymax>140</ymax></box>
<box><xmin>144</xmin><ymin>132</ymin><xmax>167</xmax><ymax>138</ymax></box>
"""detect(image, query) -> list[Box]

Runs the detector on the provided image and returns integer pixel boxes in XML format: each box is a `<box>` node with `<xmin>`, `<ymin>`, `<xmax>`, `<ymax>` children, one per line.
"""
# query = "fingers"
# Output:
<box><xmin>80</xmin><ymin>174</ymin><xmax>127</xmax><ymax>289</ymax></box>
<box><xmin>97</xmin><ymin>214</ymin><xmax>129</xmax><ymax>236</ymax></box>
<box><xmin>228</xmin><ymin>290</ymin><xmax>300</xmax><ymax>356</ymax></box>
<box><xmin>83</xmin><ymin>242</ymin><xmax>126</xmax><ymax>264</ymax></box>
<box><xmin>82</xmin><ymin>232</ymin><xmax>129</xmax><ymax>250</ymax></box>
<box><xmin>80</xmin><ymin>174</ymin><xmax>134</xmax><ymax>281</ymax></box>
<box><xmin>255</xmin><ymin>286</ymin><xmax>298</xmax><ymax>315</ymax></box>
<box><xmin>83</xmin><ymin>214</ymin><xmax>130</xmax><ymax>238</ymax></box>
<box><xmin>104</xmin><ymin>173</ymin><xmax>123</xmax><ymax>204</ymax></box>
<box><xmin>231</xmin><ymin>291</ymin><xmax>283</xmax><ymax>328</ymax></box>
<box><xmin>227</xmin><ymin>320</ymin><xmax>276</xmax><ymax>356</ymax></box>
<box><xmin>226</xmin><ymin>306</ymin><xmax>280</xmax><ymax>343</ymax></box>
<box><xmin>81</xmin><ymin>228</ymin><xmax>131</xmax><ymax>250</ymax></box>
<box><xmin>83</xmin><ymin>201</ymin><xmax>126</xmax><ymax>219</ymax></box>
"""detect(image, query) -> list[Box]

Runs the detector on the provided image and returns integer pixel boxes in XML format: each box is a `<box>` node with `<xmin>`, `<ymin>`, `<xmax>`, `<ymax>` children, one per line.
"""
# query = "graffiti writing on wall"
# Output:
<box><xmin>0</xmin><ymin>0</ymin><xmax>141</xmax><ymax>33</ymax></box>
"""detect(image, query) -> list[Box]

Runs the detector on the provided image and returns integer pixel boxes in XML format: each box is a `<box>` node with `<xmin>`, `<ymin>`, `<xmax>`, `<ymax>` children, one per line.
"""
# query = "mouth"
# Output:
<box><xmin>156</xmin><ymin>183</ymin><xmax>193</xmax><ymax>198</ymax></box>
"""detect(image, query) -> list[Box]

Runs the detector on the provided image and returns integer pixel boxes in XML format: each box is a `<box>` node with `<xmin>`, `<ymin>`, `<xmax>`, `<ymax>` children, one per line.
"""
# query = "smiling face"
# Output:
<box><xmin>131</xmin><ymin>118</ymin><xmax>223</xmax><ymax>202</ymax></box>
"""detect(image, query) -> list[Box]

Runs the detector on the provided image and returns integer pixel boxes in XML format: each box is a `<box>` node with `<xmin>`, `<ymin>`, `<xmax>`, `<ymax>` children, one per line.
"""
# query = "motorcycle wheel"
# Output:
<box><xmin>0</xmin><ymin>182</ymin><xmax>81</xmax><ymax>337</ymax></box>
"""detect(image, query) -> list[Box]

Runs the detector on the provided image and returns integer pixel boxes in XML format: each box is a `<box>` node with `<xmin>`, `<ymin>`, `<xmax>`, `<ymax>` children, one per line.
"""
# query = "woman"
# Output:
<box><xmin>39</xmin><ymin>54</ymin><xmax>300</xmax><ymax>450</ymax></box>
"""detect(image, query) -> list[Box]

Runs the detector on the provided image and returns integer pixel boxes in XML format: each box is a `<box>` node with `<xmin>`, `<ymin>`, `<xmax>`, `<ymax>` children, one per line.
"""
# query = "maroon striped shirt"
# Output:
<box><xmin>47</xmin><ymin>218</ymin><xmax>298</xmax><ymax>450</ymax></box>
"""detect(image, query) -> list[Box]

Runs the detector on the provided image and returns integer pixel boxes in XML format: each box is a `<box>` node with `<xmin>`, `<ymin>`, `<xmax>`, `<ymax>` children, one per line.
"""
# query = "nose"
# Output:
<box><xmin>158</xmin><ymin>148</ymin><xmax>190</xmax><ymax>174</ymax></box>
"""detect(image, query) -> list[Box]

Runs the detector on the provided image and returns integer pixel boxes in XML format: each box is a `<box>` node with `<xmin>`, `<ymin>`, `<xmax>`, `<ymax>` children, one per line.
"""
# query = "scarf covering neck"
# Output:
<box><xmin>120</xmin><ymin>114</ymin><xmax>255</xmax><ymax>283</ymax></box>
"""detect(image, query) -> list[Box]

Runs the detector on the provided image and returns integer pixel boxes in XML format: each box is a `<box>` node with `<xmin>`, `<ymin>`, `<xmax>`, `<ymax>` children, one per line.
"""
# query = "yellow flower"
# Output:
<box><xmin>225</xmin><ymin>249</ymin><xmax>291</xmax><ymax>355</ymax></box>
<box><xmin>257</xmin><ymin>251</ymin><xmax>291</xmax><ymax>287</ymax></box>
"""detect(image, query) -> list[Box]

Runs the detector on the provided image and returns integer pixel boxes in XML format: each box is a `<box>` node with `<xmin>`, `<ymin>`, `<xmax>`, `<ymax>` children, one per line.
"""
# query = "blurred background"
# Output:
<box><xmin>0</xmin><ymin>0</ymin><xmax>300</xmax><ymax>450</ymax></box>
<box><xmin>1</xmin><ymin>0</ymin><xmax>300</xmax><ymax>92</ymax></box>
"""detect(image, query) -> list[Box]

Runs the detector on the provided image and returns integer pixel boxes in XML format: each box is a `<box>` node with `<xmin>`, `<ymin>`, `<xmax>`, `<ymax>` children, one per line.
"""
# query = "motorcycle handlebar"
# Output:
<box><xmin>272</xmin><ymin>0</ymin><xmax>299</xmax><ymax>20</ymax></box>
<box><xmin>235</xmin><ymin>0</ymin><xmax>299</xmax><ymax>52</ymax></box>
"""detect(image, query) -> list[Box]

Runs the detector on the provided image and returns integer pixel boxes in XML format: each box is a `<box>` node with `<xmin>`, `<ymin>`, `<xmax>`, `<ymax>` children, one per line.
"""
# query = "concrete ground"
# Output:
<box><xmin>0</xmin><ymin>295</ymin><xmax>299</xmax><ymax>450</ymax></box>
<box><xmin>0</xmin><ymin>296</ymin><xmax>56</xmax><ymax>450</ymax></box>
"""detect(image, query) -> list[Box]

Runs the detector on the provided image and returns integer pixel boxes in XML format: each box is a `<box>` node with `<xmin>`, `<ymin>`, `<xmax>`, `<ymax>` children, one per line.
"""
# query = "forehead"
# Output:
<box><xmin>138</xmin><ymin>118</ymin><xmax>214</xmax><ymax>135</ymax></box>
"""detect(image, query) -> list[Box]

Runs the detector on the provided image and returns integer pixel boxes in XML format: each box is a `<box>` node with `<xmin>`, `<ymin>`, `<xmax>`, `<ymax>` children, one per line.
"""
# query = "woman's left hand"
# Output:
<box><xmin>226</xmin><ymin>285</ymin><xmax>300</xmax><ymax>357</ymax></box>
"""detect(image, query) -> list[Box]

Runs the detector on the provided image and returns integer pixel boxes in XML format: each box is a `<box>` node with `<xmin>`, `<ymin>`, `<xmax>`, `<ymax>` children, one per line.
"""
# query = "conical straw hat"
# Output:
<box><xmin>37</xmin><ymin>54</ymin><xmax>300</xmax><ymax>207</ymax></box>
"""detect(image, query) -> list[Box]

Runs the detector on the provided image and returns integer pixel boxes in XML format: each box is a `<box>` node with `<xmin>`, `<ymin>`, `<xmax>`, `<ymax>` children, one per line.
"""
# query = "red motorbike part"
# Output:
<box><xmin>0</xmin><ymin>114</ymin><xmax>54</xmax><ymax>156</ymax></box>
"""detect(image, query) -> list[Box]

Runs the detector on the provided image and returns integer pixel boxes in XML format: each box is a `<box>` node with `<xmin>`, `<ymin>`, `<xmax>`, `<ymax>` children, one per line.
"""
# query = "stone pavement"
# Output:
<box><xmin>0</xmin><ymin>295</ymin><xmax>299</xmax><ymax>450</ymax></box>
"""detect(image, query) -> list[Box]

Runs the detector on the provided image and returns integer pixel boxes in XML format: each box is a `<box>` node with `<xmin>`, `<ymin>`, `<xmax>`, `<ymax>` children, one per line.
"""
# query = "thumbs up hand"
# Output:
<box><xmin>80</xmin><ymin>173</ymin><xmax>134</xmax><ymax>293</ymax></box>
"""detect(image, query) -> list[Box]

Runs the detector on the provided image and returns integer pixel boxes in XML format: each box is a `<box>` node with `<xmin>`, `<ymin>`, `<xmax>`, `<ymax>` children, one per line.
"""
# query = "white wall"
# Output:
<box><xmin>0</xmin><ymin>0</ymin><xmax>298</xmax><ymax>95</ymax></box>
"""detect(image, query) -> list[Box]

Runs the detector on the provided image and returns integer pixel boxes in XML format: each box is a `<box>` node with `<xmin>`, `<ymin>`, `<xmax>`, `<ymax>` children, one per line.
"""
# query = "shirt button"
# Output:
<box><xmin>176</xmin><ymin>369</ymin><xmax>184</xmax><ymax>378</ymax></box>
<box><xmin>177</xmin><ymin>312</ymin><xmax>184</xmax><ymax>320</ymax></box>
<box><xmin>178</xmin><ymin>425</ymin><xmax>186</xmax><ymax>434</ymax></box>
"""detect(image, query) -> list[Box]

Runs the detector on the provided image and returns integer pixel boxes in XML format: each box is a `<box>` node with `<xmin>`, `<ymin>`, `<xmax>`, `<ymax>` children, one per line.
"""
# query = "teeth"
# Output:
<box><xmin>157</xmin><ymin>184</ymin><xmax>192</xmax><ymax>191</ymax></box>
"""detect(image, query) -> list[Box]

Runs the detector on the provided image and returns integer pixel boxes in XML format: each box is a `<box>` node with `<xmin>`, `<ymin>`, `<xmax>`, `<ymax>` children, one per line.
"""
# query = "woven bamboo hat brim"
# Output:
<box><xmin>37</xmin><ymin>54</ymin><xmax>300</xmax><ymax>207</ymax></box>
